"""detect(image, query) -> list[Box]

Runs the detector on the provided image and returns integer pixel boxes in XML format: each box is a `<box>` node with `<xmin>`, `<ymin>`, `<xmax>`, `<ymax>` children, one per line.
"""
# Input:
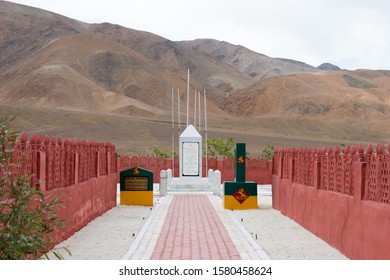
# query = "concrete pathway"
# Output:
<box><xmin>125</xmin><ymin>194</ymin><xmax>264</xmax><ymax>260</ymax></box>
<box><xmin>150</xmin><ymin>195</ymin><xmax>240</xmax><ymax>260</ymax></box>
<box><xmin>48</xmin><ymin>185</ymin><xmax>347</xmax><ymax>260</ymax></box>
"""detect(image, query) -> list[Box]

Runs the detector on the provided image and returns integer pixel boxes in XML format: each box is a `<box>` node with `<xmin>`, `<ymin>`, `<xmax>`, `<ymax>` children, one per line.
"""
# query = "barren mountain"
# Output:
<box><xmin>225</xmin><ymin>70</ymin><xmax>390</xmax><ymax>119</ymax></box>
<box><xmin>1</xmin><ymin>1</ymin><xmax>390</xmax><ymax>156</ymax></box>
<box><xmin>179</xmin><ymin>39</ymin><xmax>318</xmax><ymax>79</ymax></box>
<box><xmin>317</xmin><ymin>63</ymin><xmax>341</xmax><ymax>71</ymax></box>
<box><xmin>0</xmin><ymin>1</ymin><xmax>251</xmax><ymax>114</ymax></box>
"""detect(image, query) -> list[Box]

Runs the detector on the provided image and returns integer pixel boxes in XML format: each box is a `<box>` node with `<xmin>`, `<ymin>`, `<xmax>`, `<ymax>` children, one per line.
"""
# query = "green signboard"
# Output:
<box><xmin>120</xmin><ymin>167</ymin><xmax>153</xmax><ymax>192</ymax></box>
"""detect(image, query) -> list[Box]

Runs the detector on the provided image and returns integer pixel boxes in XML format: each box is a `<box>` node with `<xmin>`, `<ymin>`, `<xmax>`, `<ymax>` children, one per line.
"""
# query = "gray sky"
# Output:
<box><xmin>8</xmin><ymin>0</ymin><xmax>390</xmax><ymax>70</ymax></box>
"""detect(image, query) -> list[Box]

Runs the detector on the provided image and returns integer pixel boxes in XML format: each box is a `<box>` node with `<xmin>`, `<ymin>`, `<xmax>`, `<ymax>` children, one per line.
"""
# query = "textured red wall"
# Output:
<box><xmin>272</xmin><ymin>145</ymin><xmax>390</xmax><ymax>259</ymax></box>
<box><xmin>49</xmin><ymin>174</ymin><xmax>117</xmax><ymax>245</ymax></box>
<box><xmin>10</xmin><ymin>133</ymin><xmax>118</xmax><ymax>249</ymax></box>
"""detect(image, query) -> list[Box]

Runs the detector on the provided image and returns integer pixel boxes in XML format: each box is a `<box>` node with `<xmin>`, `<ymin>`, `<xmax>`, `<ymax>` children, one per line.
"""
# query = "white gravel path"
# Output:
<box><xmin>47</xmin><ymin>204</ymin><xmax>153</xmax><ymax>260</ymax></box>
<box><xmin>231</xmin><ymin>186</ymin><xmax>347</xmax><ymax>260</ymax></box>
<box><xmin>47</xmin><ymin>184</ymin><xmax>347</xmax><ymax>260</ymax></box>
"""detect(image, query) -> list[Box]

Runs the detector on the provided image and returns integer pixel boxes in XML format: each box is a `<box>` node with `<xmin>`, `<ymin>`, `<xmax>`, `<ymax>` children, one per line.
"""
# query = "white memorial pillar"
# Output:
<box><xmin>208</xmin><ymin>169</ymin><xmax>214</xmax><ymax>188</ymax></box>
<box><xmin>213</xmin><ymin>170</ymin><xmax>221</xmax><ymax>195</ymax></box>
<box><xmin>179</xmin><ymin>124</ymin><xmax>202</xmax><ymax>179</ymax></box>
<box><xmin>167</xmin><ymin>169</ymin><xmax>172</xmax><ymax>186</ymax></box>
<box><xmin>160</xmin><ymin>170</ymin><xmax>167</xmax><ymax>196</ymax></box>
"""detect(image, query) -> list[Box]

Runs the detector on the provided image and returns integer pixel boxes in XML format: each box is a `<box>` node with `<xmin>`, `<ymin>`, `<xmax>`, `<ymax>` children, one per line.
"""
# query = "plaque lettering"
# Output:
<box><xmin>124</xmin><ymin>177</ymin><xmax>149</xmax><ymax>191</ymax></box>
<box><xmin>182</xmin><ymin>142</ymin><xmax>199</xmax><ymax>176</ymax></box>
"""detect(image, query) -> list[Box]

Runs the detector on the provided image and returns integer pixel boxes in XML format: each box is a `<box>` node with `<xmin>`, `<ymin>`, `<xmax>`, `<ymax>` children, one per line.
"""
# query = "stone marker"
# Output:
<box><xmin>120</xmin><ymin>167</ymin><xmax>153</xmax><ymax>206</ymax></box>
<box><xmin>160</xmin><ymin>170</ymin><xmax>167</xmax><ymax>196</ymax></box>
<box><xmin>179</xmin><ymin>125</ymin><xmax>202</xmax><ymax>179</ymax></box>
<box><xmin>223</xmin><ymin>143</ymin><xmax>258</xmax><ymax>209</ymax></box>
<box><xmin>214</xmin><ymin>170</ymin><xmax>221</xmax><ymax>196</ymax></box>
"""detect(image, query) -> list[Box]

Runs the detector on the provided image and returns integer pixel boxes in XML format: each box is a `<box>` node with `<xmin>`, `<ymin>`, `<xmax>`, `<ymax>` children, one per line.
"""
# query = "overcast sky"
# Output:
<box><xmin>8</xmin><ymin>0</ymin><xmax>390</xmax><ymax>70</ymax></box>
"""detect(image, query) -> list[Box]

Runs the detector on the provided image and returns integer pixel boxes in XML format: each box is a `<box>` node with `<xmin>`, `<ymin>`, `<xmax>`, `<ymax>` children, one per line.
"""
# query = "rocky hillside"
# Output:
<box><xmin>225</xmin><ymin>70</ymin><xmax>390</xmax><ymax>119</ymax></box>
<box><xmin>0</xmin><ymin>1</ymin><xmax>255</xmax><ymax>116</ymax></box>
<box><xmin>1</xmin><ymin>1</ymin><xmax>390</xmax><ymax>154</ymax></box>
<box><xmin>179</xmin><ymin>39</ymin><xmax>318</xmax><ymax>79</ymax></box>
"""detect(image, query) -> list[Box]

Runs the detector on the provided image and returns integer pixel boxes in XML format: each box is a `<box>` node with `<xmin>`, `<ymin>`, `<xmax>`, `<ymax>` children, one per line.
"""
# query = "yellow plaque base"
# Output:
<box><xmin>120</xmin><ymin>191</ymin><xmax>153</xmax><ymax>206</ymax></box>
<box><xmin>223</xmin><ymin>195</ymin><xmax>258</xmax><ymax>210</ymax></box>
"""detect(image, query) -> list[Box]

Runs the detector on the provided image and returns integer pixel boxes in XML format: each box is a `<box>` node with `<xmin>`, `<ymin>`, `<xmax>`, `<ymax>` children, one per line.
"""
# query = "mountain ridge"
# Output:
<box><xmin>1</xmin><ymin>1</ymin><xmax>390</xmax><ymax>155</ymax></box>
<box><xmin>178</xmin><ymin>38</ymin><xmax>318</xmax><ymax>80</ymax></box>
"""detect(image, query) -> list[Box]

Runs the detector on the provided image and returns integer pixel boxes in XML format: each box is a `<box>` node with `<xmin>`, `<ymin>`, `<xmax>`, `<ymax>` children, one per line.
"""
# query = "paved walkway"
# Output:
<box><xmin>150</xmin><ymin>195</ymin><xmax>240</xmax><ymax>260</ymax></box>
<box><xmin>125</xmin><ymin>194</ymin><xmax>264</xmax><ymax>260</ymax></box>
<box><xmin>49</xmin><ymin>185</ymin><xmax>346</xmax><ymax>260</ymax></box>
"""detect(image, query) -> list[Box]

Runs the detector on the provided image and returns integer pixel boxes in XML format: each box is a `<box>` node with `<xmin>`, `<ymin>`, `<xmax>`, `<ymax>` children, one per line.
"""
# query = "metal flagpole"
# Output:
<box><xmin>198</xmin><ymin>91</ymin><xmax>201</xmax><ymax>131</ymax></box>
<box><xmin>178</xmin><ymin>88</ymin><xmax>181</xmax><ymax>134</ymax></box>
<box><xmin>194</xmin><ymin>89</ymin><xmax>197</xmax><ymax>127</ymax></box>
<box><xmin>171</xmin><ymin>88</ymin><xmax>174</xmax><ymax>175</ymax></box>
<box><xmin>204</xmin><ymin>89</ymin><xmax>208</xmax><ymax>173</ymax></box>
<box><xmin>186</xmin><ymin>68</ymin><xmax>189</xmax><ymax>127</ymax></box>
<box><xmin>177</xmin><ymin>88</ymin><xmax>180</xmax><ymax>178</ymax></box>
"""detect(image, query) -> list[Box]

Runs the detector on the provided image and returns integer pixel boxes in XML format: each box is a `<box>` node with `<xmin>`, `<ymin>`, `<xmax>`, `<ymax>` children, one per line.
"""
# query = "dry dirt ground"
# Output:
<box><xmin>1</xmin><ymin>102</ymin><xmax>379</xmax><ymax>157</ymax></box>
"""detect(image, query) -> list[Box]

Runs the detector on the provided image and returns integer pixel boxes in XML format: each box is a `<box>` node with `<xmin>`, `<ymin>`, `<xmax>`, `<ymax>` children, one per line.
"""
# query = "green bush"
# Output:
<box><xmin>206</xmin><ymin>137</ymin><xmax>235</xmax><ymax>158</ymax></box>
<box><xmin>151</xmin><ymin>146</ymin><xmax>171</xmax><ymax>158</ymax></box>
<box><xmin>261</xmin><ymin>145</ymin><xmax>275</xmax><ymax>160</ymax></box>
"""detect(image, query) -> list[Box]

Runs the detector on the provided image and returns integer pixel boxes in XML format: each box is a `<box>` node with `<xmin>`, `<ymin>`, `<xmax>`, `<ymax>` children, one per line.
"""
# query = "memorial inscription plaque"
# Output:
<box><xmin>120</xmin><ymin>167</ymin><xmax>153</xmax><ymax>206</ymax></box>
<box><xmin>182</xmin><ymin>142</ymin><xmax>199</xmax><ymax>176</ymax></box>
<box><xmin>124</xmin><ymin>177</ymin><xmax>149</xmax><ymax>191</ymax></box>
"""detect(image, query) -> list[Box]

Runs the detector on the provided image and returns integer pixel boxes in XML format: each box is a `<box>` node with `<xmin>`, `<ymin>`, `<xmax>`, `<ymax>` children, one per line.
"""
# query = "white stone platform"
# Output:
<box><xmin>167</xmin><ymin>177</ymin><xmax>214</xmax><ymax>192</ymax></box>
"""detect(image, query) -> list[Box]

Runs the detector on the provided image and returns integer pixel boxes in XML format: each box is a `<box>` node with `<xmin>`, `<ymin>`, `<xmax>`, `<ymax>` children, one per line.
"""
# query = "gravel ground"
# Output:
<box><xmin>230</xmin><ymin>187</ymin><xmax>347</xmax><ymax>259</ymax></box>
<box><xmin>47</xmin><ymin>185</ymin><xmax>347</xmax><ymax>260</ymax></box>
<box><xmin>47</xmin><ymin>205</ymin><xmax>154</xmax><ymax>260</ymax></box>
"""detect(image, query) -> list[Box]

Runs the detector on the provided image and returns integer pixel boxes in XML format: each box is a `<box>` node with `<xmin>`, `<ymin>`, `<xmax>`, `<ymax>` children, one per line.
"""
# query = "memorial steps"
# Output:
<box><xmin>167</xmin><ymin>177</ymin><xmax>215</xmax><ymax>193</ymax></box>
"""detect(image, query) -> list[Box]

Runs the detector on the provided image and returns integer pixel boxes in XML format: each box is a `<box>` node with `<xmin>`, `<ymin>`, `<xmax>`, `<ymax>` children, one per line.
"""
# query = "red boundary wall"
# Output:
<box><xmin>117</xmin><ymin>155</ymin><xmax>272</xmax><ymax>184</ymax></box>
<box><xmin>4</xmin><ymin>132</ymin><xmax>271</xmax><ymax>252</ymax></box>
<box><xmin>272</xmin><ymin>144</ymin><xmax>390</xmax><ymax>259</ymax></box>
<box><xmin>5</xmin><ymin>133</ymin><xmax>117</xmax><ymax>247</ymax></box>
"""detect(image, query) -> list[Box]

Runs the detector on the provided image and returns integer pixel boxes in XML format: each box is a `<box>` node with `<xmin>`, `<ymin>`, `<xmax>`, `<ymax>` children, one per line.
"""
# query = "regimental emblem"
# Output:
<box><xmin>132</xmin><ymin>167</ymin><xmax>140</xmax><ymax>176</ymax></box>
<box><xmin>233</xmin><ymin>187</ymin><xmax>249</xmax><ymax>204</ymax></box>
<box><xmin>237</xmin><ymin>155</ymin><xmax>245</xmax><ymax>164</ymax></box>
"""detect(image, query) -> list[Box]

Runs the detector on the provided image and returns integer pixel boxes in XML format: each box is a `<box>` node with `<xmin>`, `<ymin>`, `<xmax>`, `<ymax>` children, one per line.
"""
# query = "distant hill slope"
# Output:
<box><xmin>224</xmin><ymin>69</ymin><xmax>390</xmax><ymax>123</ymax></box>
<box><xmin>0</xmin><ymin>1</ymin><xmax>88</xmax><ymax>69</ymax></box>
<box><xmin>0</xmin><ymin>1</ymin><xmax>252</xmax><ymax>116</ymax></box>
<box><xmin>1</xmin><ymin>1</ymin><xmax>390</xmax><ymax>154</ymax></box>
<box><xmin>179</xmin><ymin>39</ymin><xmax>318</xmax><ymax>79</ymax></box>
<box><xmin>317</xmin><ymin>63</ymin><xmax>341</xmax><ymax>70</ymax></box>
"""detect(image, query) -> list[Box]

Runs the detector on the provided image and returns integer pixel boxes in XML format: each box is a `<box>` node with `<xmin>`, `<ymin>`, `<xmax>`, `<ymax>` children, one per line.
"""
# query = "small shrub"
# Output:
<box><xmin>151</xmin><ymin>146</ymin><xmax>171</xmax><ymax>159</ymax></box>
<box><xmin>206</xmin><ymin>137</ymin><xmax>235</xmax><ymax>158</ymax></box>
<box><xmin>261</xmin><ymin>145</ymin><xmax>275</xmax><ymax>160</ymax></box>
